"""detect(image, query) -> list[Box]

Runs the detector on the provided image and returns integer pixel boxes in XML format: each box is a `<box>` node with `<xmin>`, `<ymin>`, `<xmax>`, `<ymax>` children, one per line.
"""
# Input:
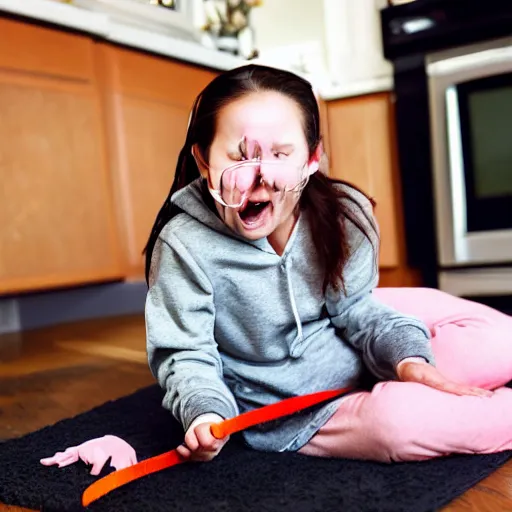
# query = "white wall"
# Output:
<box><xmin>250</xmin><ymin>0</ymin><xmax>391</xmax><ymax>85</ymax></box>
<box><xmin>250</xmin><ymin>0</ymin><xmax>328</xmax><ymax>75</ymax></box>
<box><xmin>251</xmin><ymin>0</ymin><xmax>326</xmax><ymax>53</ymax></box>
<box><xmin>323</xmin><ymin>0</ymin><xmax>391</xmax><ymax>83</ymax></box>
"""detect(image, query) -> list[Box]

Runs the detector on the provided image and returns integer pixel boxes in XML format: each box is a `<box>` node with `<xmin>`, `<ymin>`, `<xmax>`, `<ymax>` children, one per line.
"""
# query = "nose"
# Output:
<box><xmin>258</xmin><ymin>162</ymin><xmax>276</xmax><ymax>189</ymax></box>
<box><xmin>244</xmin><ymin>138</ymin><xmax>262</xmax><ymax>160</ymax></box>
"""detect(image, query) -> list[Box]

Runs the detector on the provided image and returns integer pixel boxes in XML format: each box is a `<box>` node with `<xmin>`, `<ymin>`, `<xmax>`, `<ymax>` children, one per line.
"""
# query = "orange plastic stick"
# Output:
<box><xmin>82</xmin><ymin>450</ymin><xmax>184</xmax><ymax>507</ymax></box>
<box><xmin>210</xmin><ymin>388</ymin><xmax>348</xmax><ymax>439</ymax></box>
<box><xmin>82</xmin><ymin>387</ymin><xmax>351</xmax><ymax>507</ymax></box>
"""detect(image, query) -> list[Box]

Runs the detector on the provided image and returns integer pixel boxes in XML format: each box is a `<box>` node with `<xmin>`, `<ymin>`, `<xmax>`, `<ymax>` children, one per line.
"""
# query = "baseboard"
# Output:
<box><xmin>0</xmin><ymin>299</ymin><xmax>21</xmax><ymax>334</ymax></box>
<box><xmin>0</xmin><ymin>281</ymin><xmax>147</xmax><ymax>334</ymax></box>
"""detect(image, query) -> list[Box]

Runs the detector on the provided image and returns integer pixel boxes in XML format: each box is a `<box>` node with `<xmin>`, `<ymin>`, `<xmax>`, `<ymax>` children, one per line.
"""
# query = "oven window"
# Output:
<box><xmin>457</xmin><ymin>72</ymin><xmax>512</xmax><ymax>232</ymax></box>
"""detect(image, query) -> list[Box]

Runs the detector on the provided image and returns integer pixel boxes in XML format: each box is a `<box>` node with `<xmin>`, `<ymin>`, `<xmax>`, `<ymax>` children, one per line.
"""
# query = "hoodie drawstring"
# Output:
<box><xmin>283</xmin><ymin>258</ymin><xmax>303</xmax><ymax>356</ymax></box>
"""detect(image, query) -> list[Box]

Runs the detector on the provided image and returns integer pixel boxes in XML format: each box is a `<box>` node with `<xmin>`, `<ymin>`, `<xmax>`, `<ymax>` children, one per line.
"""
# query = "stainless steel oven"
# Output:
<box><xmin>427</xmin><ymin>37</ymin><xmax>512</xmax><ymax>296</ymax></box>
<box><xmin>381</xmin><ymin>0</ymin><xmax>512</xmax><ymax>303</ymax></box>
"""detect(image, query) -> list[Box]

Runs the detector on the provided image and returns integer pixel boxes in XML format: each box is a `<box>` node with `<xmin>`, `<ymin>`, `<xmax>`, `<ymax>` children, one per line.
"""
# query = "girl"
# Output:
<box><xmin>144</xmin><ymin>64</ymin><xmax>512</xmax><ymax>464</ymax></box>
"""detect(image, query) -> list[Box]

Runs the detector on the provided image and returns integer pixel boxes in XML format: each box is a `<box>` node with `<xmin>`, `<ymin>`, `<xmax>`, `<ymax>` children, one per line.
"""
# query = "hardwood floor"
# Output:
<box><xmin>1</xmin><ymin>315</ymin><xmax>512</xmax><ymax>511</ymax></box>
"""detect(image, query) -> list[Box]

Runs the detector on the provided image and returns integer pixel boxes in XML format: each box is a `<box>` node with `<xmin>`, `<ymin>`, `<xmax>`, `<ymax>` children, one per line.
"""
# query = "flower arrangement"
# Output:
<box><xmin>201</xmin><ymin>0</ymin><xmax>263</xmax><ymax>59</ymax></box>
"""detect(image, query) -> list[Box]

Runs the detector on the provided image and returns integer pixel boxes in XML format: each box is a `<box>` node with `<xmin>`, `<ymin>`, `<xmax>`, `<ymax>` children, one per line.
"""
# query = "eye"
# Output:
<box><xmin>228</xmin><ymin>152</ymin><xmax>247</xmax><ymax>162</ymax></box>
<box><xmin>273</xmin><ymin>151</ymin><xmax>288</xmax><ymax>159</ymax></box>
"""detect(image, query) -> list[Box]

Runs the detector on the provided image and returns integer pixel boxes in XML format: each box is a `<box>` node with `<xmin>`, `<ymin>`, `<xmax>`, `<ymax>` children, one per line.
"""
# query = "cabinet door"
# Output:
<box><xmin>326</xmin><ymin>93</ymin><xmax>400</xmax><ymax>268</ymax></box>
<box><xmin>97</xmin><ymin>45</ymin><xmax>217</xmax><ymax>277</ymax></box>
<box><xmin>0</xmin><ymin>19</ymin><xmax>122</xmax><ymax>294</ymax></box>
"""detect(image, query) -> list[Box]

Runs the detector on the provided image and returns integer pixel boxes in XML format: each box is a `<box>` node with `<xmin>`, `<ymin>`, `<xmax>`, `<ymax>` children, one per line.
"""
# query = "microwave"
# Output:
<box><xmin>427</xmin><ymin>37</ymin><xmax>512</xmax><ymax>297</ymax></box>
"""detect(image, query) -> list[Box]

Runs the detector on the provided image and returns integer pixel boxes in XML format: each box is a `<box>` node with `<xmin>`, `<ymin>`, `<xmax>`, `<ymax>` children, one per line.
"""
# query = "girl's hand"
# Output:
<box><xmin>176</xmin><ymin>413</ymin><xmax>229</xmax><ymax>462</ymax></box>
<box><xmin>396</xmin><ymin>358</ymin><xmax>493</xmax><ymax>398</ymax></box>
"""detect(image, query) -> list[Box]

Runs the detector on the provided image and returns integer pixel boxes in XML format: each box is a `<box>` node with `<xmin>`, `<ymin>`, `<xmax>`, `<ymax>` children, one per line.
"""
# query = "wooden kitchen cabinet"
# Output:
<box><xmin>97</xmin><ymin>45</ymin><xmax>217</xmax><ymax>277</ymax></box>
<box><xmin>326</xmin><ymin>93</ymin><xmax>421</xmax><ymax>286</ymax></box>
<box><xmin>0</xmin><ymin>14</ymin><xmax>419</xmax><ymax>296</ymax></box>
<box><xmin>0</xmin><ymin>19</ymin><xmax>123</xmax><ymax>294</ymax></box>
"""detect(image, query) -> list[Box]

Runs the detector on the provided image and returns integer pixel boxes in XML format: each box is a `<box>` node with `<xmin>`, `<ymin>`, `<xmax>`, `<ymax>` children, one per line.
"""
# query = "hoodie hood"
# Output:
<box><xmin>172</xmin><ymin>178</ymin><xmax>230</xmax><ymax>235</ymax></box>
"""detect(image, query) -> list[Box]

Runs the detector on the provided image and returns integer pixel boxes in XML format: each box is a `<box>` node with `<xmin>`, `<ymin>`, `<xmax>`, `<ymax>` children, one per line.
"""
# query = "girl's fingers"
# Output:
<box><xmin>195</xmin><ymin>423</ymin><xmax>220</xmax><ymax>452</ymax></box>
<box><xmin>179</xmin><ymin>417</ymin><xmax>230</xmax><ymax>464</ymax></box>
<box><xmin>401</xmin><ymin>361</ymin><xmax>494</xmax><ymax>398</ymax></box>
<box><xmin>428</xmin><ymin>378</ymin><xmax>493</xmax><ymax>398</ymax></box>
<box><xmin>176</xmin><ymin>444</ymin><xmax>192</xmax><ymax>459</ymax></box>
<box><xmin>471</xmin><ymin>387</ymin><xmax>494</xmax><ymax>397</ymax></box>
<box><xmin>179</xmin><ymin>422</ymin><xmax>228</xmax><ymax>463</ymax></box>
<box><xmin>184</xmin><ymin>429</ymin><xmax>199</xmax><ymax>452</ymax></box>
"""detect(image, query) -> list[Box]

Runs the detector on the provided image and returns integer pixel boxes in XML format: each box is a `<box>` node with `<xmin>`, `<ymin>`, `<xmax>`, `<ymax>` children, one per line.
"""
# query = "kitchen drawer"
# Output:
<box><xmin>0</xmin><ymin>17</ymin><xmax>95</xmax><ymax>81</ymax></box>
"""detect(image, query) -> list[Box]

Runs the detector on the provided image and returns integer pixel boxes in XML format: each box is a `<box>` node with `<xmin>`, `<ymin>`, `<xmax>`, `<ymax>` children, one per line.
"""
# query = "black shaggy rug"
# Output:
<box><xmin>0</xmin><ymin>384</ymin><xmax>510</xmax><ymax>512</ymax></box>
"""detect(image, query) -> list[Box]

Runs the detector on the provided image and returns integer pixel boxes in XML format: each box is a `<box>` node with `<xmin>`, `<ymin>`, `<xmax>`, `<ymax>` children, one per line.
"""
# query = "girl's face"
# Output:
<box><xmin>199</xmin><ymin>91</ymin><xmax>319</xmax><ymax>250</ymax></box>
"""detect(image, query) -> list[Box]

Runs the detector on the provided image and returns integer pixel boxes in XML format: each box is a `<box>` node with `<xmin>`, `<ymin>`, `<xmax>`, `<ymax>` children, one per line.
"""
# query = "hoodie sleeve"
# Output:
<box><xmin>145</xmin><ymin>233</ymin><xmax>239</xmax><ymax>432</ymax></box>
<box><xmin>325</xmin><ymin>186</ymin><xmax>435</xmax><ymax>381</ymax></box>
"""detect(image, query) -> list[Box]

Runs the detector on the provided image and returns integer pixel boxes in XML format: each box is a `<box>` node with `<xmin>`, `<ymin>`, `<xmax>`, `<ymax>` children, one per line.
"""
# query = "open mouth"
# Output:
<box><xmin>239</xmin><ymin>201</ymin><xmax>271</xmax><ymax>225</ymax></box>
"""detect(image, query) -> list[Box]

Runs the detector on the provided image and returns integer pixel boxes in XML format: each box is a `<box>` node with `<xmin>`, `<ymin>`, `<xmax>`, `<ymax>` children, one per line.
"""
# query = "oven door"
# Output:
<box><xmin>427</xmin><ymin>38</ymin><xmax>512</xmax><ymax>268</ymax></box>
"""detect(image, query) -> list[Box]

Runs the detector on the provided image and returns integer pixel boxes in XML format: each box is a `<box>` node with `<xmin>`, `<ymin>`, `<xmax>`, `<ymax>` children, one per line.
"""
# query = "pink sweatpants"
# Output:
<box><xmin>299</xmin><ymin>287</ymin><xmax>512</xmax><ymax>463</ymax></box>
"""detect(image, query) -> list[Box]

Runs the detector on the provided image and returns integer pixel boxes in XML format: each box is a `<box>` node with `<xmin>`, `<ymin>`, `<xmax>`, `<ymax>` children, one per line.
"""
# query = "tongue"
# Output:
<box><xmin>240</xmin><ymin>202</ymin><xmax>269</xmax><ymax>223</ymax></box>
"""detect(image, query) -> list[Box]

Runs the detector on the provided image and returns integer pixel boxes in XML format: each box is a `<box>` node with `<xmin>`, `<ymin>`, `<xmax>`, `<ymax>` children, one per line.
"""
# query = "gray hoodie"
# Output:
<box><xmin>145</xmin><ymin>178</ymin><xmax>434</xmax><ymax>452</ymax></box>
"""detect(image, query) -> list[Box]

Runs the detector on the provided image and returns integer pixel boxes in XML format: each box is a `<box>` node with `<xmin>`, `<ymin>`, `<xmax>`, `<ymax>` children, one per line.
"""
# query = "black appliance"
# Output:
<box><xmin>380</xmin><ymin>0</ymin><xmax>512</xmax><ymax>311</ymax></box>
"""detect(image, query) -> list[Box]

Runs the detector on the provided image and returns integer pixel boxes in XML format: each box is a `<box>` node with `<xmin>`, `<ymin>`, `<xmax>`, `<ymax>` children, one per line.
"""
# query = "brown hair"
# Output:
<box><xmin>144</xmin><ymin>64</ymin><xmax>376</xmax><ymax>291</ymax></box>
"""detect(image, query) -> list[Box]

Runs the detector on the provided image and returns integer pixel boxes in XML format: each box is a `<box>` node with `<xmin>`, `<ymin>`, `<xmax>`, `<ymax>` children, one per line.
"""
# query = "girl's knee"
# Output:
<box><xmin>361</xmin><ymin>383</ymin><xmax>425</xmax><ymax>462</ymax></box>
<box><xmin>373</xmin><ymin>287</ymin><xmax>457</xmax><ymax>326</ymax></box>
<box><xmin>376</xmin><ymin>417</ymin><xmax>425</xmax><ymax>462</ymax></box>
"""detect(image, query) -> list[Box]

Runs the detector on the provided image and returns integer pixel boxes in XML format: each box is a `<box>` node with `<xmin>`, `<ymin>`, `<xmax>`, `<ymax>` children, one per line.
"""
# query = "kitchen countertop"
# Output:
<box><xmin>319</xmin><ymin>75</ymin><xmax>394</xmax><ymax>101</ymax></box>
<box><xmin>0</xmin><ymin>0</ymin><xmax>394</xmax><ymax>99</ymax></box>
<box><xmin>0</xmin><ymin>0</ymin><xmax>243</xmax><ymax>71</ymax></box>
